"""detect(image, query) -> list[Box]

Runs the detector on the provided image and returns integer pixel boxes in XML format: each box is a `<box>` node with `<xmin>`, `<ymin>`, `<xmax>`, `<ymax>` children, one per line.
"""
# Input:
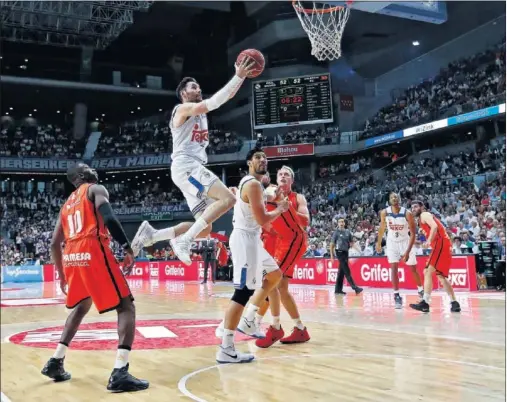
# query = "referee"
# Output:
<box><xmin>329</xmin><ymin>218</ymin><xmax>363</xmax><ymax>295</ymax></box>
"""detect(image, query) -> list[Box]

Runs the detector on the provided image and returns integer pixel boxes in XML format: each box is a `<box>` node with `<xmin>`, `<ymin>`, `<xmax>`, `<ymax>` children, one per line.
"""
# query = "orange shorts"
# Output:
<box><xmin>426</xmin><ymin>238</ymin><xmax>452</xmax><ymax>278</ymax></box>
<box><xmin>63</xmin><ymin>238</ymin><xmax>132</xmax><ymax>314</ymax></box>
<box><xmin>263</xmin><ymin>233</ymin><xmax>307</xmax><ymax>278</ymax></box>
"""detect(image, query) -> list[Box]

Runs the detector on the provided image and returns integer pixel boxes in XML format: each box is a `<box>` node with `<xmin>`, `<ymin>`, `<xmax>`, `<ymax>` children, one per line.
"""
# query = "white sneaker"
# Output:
<box><xmin>215</xmin><ymin>320</ymin><xmax>225</xmax><ymax>338</ymax></box>
<box><xmin>216</xmin><ymin>345</ymin><xmax>254</xmax><ymax>364</ymax></box>
<box><xmin>237</xmin><ymin>317</ymin><xmax>265</xmax><ymax>339</ymax></box>
<box><xmin>170</xmin><ymin>236</ymin><xmax>192</xmax><ymax>266</ymax></box>
<box><xmin>131</xmin><ymin>221</ymin><xmax>156</xmax><ymax>257</ymax></box>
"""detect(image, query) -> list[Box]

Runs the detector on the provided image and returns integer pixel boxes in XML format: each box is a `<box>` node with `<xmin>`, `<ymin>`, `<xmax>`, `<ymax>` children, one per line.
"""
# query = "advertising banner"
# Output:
<box><xmin>364</xmin><ymin>130</ymin><xmax>403</xmax><ymax>148</ymax></box>
<box><xmin>40</xmin><ymin>256</ymin><xmax>477</xmax><ymax>290</ymax></box>
<box><xmin>262</xmin><ymin>143</ymin><xmax>315</xmax><ymax>159</ymax></box>
<box><xmin>1</xmin><ymin>265</ymin><xmax>44</xmax><ymax>283</ymax></box>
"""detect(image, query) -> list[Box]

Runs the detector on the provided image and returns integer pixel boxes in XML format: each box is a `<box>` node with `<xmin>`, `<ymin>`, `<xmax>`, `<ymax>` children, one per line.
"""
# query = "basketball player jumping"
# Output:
<box><xmin>376</xmin><ymin>192</ymin><xmax>423</xmax><ymax>309</ymax></box>
<box><xmin>217</xmin><ymin>148</ymin><xmax>288</xmax><ymax>364</ymax></box>
<box><xmin>41</xmin><ymin>163</ymin><xmax>148</xmax><ymax>392</ymax></box>
<box><xmin>254</xmin><ymin>166</ymin><xmax>311</xmax><ymax>348</ymax></box>
<box><xmin>131</xmin><ymin>57</ymin><xmax>256</xmax><ymax>264</ymax></box>
<box><xmin>409</xmin><ymin>200</ymin><xmax>461</xmax><ymax>313</ymax></box>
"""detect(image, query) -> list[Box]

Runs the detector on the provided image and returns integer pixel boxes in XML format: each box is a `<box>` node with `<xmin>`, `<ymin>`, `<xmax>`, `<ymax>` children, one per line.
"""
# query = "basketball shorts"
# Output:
<box><xmin>171</xmin><ymin>157</ymin><xmax>219</xmax><ymax>216</ymax></box>
<box><xmin>270</xmin><ymin>236</ymin><xmax>308</xmax><ymax>279</ymax></box>
<box><xmin>386</xmin><ymin>239</ymin><xmax>417</xmax><ymax>265</ymax></box>
<box><xmin>426</xmin><ymin>238</ymin><xmax>452</xmax><ymax>277</ymax></box>
<box><xmin>230</xmin><ymin>229</ymin><xmax>279</xmax><ymax>290</ymax></box>
<box><xmin>63</xmin><ymin>238</ymin><xmax>133</xmax><ymax>314</ymax></box>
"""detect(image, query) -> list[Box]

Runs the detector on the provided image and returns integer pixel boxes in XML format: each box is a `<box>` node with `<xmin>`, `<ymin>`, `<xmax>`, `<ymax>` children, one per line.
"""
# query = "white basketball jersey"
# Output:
<box><xmin>232</xmin><ymin>175</ymin><xmax>265</xmax><ymax>234</ymax></box>
<box><xmin>170</xmin><ymin>105</ymin><xmax>209</xmax><ymax>165</ymax></box>
<box><xmin>385</xmin><ymin>206</ymin><xmax>410</xmax><ymax>243</ymax></box>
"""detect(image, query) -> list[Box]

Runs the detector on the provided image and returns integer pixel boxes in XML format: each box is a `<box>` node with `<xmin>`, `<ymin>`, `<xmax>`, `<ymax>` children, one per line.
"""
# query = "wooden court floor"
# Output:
<box><xmin>1</xmin><ymin>280</ymin><xmax>505</xmax><ymax>402</ymax></box>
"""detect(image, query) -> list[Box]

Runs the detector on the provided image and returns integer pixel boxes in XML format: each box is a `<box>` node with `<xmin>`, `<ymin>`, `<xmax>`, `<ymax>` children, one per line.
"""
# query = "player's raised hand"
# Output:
<box><xmin>235</xmin><ymin>56</ymin><xmax>256</xmax><ymax>79</ymax></box>
<box><xmin>122</xmin><ymin>248</ymin><xmax>135</xmax><ymax>275</ymax></box>
<box><xmin>277</xmin><ymin>197</ymin><xmax>290</xmax><ymax>213</ymax></box>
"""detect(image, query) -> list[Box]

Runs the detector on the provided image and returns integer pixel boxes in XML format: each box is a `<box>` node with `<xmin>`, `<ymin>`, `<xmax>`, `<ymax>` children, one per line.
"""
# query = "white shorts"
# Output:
<box><xmin>230</xmin><ymin>229</ymin><xmax>279</xmax><ymax>290</ymax></box>
<box><xmin>171</xmin><ymin>158</ymin><xmax>219</xmax><ymax>216</ymax></box>
<box><xmin>386</xmin><ymin>239</ymin><xmax>417</xmax><ymax>265</ymax></box>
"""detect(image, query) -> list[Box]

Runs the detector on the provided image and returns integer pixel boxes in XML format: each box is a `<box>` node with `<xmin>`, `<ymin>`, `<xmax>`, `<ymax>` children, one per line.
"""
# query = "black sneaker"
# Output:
<box><xmin>41</xmin><ymin>357</ymin><xmax>71</xmax><ymax>382</ymax></box>
<box><xmin>354</xmin><ymin>287</ymin><xmax>363</xmax><ymax>295</ymax></box>
<box><xmin>334</xmin><ymin>290</ymin><xmax>346</xmax><ymax>295</ymax></box>
<box><xmin>107</xmin><ymin>363</ymin><xmax>149</xmax><ymax>393</ymax></box>
<box><xmin>410</xmin><ymin>300</ymin><xmax>430</xmax><ymax>313</ymax></box>
<box><xmin>394</xmin><ymin>294</ymin><xmax>403</xmax><ymax>309</ymax></box>
<box><xmin>450</xmin><ymin>301</ymin><xmax>461</xmax><ymax>313</ymax></box>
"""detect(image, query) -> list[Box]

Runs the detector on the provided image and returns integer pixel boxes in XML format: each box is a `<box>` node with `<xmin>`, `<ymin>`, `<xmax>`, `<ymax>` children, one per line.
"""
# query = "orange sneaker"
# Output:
<box><xmin>255</xmin><ymin>326</ymin><xmax>284</xmax><ymax>348</ymax></box>
<box><xmin>280</xmin><ymin>327</ymin><xmax>310</xmax><ymax>344</ymax></box>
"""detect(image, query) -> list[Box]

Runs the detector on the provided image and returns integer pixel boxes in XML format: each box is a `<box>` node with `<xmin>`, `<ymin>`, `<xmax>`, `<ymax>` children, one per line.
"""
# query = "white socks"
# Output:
<box><xmin>272</xmin><ymin>316</ymin><xmax>281</xmax><ymax>330</ymax></box>
<box><xmin>254</xmin><ymin>313</ymin><xmax>263</xmax><ymax>327</ymax></box>
<box><xmin>182</xmin><ymin>217</ymin><xmax>208</xmax><ymax>240</ymax></box>
<box><xmin>222</xmin><ymin>329</ymin><xmax>235</xmax><ymax>348</ymax></box>
<box><xmin>293</xmin><ymin>318</ymin><xmax>305</xmax><ymax>331</ymax></box>
<box><xmin>53</xmin><ymin>343</ymin><xmax>67</xmax><ymax>359</ymax></box>
<box><xmin>152</xmin><ymin>227</ymin><xmax>176</xmax><ymax>243</ymax></box>
<box><xmin>423</xmin><ymin>293</ymin><xmax>431</xmax><ymax>304</ymax></box>
<box><xmin>114</xmin><ymin>348</ymin><xmax>130</xmax><ymax>369</ymax></box>
<box><xmin>244</xmin><ymin>303</ymin><xmax>259</xmax><ymax>322</ymax></box>
<box><xmin>417</xmin><ymin>286</ymin><xmax>423</xmax><ymax>292</ymax></box>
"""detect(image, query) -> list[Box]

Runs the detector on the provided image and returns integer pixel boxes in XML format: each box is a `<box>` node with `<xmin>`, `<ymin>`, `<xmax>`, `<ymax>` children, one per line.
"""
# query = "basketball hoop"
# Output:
<box><xmin>292</xmin><ymin>0</ymin><xmax>352</xmax><ymax>61</ymax></box>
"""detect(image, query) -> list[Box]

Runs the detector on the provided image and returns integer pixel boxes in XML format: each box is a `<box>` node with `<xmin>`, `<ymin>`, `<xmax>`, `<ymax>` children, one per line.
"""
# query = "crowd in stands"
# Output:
<box><xmin>0</xmin><ymin>122</ymin><xmax>85</xmax><ymax>158</ymax></box>
<box><xmin>303</xmin><ymin>142</ymin><xmax>506</xmax><ymax>259</ymax></box>
<box><xmin>362</xmin><ymin>41</ymin><xmax>506</xmax><ymax>140</ymax></box>
<box><xmin>96</xmin><ymin>120</ymin><xmax>243</xmax><ymax>158</ymax></box>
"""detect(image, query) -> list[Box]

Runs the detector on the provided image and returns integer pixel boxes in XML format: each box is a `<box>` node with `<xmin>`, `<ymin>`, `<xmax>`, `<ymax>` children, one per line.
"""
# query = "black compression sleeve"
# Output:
<box><xmin>97</xmin><ymin>203</ymin><xmax>131</xmax><ymax>250</ymax></box>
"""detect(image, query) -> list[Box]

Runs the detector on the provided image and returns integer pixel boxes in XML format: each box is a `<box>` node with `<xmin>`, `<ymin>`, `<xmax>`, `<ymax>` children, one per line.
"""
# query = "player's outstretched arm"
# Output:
<box><xmin>376</xmin><ymin>209</ymin><xmax>387</xmax><ymax>253</ymax></box>
<box><xmin>50</xmin><ymin>210</ymin><xmax>65</xmax><ymax>284</ymax></box>
<box><xmin>245</xmin><ymin>180</ymin><xmax>288</xmax><ymax>226</ymax></box>
<box><xmin>176</xmin><ymin>57</ymin><xmax>255</xmax><ymax>118</ymax></box>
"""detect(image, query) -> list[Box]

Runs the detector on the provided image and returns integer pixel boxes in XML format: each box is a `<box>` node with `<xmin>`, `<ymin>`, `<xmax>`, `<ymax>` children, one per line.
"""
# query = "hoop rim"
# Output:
<box><xmin>292</xmin><ymin>0</ymin><xmax>351</xmax><ymax>14</ymax></box>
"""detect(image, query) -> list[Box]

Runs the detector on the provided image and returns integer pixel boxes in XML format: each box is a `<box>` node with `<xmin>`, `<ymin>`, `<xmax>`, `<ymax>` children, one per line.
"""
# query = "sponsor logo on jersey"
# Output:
<box><xmin>62</xmin><ymin>252</ymin><xmax>92</xmax><ymax>267</ymax></box>
<box><xmin>191</xmin><ymin>124</ymin><xmax>209</xmax><ymax>143</ymax></box>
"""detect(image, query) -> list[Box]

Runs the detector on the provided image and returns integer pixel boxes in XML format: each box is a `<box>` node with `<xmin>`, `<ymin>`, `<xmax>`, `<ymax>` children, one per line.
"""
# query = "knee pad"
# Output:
<box><xmin>231</xmin><ymin>287</ymin><xmax>254</xmax><ymax>307</ymax></box>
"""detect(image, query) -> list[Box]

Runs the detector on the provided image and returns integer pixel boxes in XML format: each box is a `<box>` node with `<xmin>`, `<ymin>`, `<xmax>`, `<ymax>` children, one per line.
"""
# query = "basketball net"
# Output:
<box><xmin>292</xmin><ymin>0</ymin><xmax>351</xmax><ymax>61</ymax></box>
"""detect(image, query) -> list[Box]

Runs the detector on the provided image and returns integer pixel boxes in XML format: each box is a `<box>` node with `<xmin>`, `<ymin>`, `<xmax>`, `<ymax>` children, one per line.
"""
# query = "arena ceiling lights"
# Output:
<box><xmin>0</xmin><ymin>1</ymin><xmax>153</xmax><ymax>49</ymax></box>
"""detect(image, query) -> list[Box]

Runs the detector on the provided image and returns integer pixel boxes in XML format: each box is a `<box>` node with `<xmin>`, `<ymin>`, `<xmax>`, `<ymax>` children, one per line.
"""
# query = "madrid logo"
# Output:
<box><xmin>7</xmin><ymin>319</ymin><xmax>251</xmax><ymax>350</ymax></box>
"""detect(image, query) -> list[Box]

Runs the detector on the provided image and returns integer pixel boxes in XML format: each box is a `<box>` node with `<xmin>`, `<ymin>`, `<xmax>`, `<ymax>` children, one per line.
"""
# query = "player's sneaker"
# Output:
<box><xmin>394</xmin><ymin>294</ymin><xmax>403</xmax><ymax>309</ymax></box>
<box><xmin>450</xmin><ymin>301</ymin><xmax>461</xmax><ymax>312</ymax></box>
<box><xmin>41</xmin><ymin>357</ymin><xmax>71</xmax><ymax>382</ymax></box>
<box><xmin>280</xmin><ymin>327</ymin><xmax>311</xmax><ymax>344</ymax></box>
<box><xmin>410</xmin><ymin>300</ymin><xmax>430</xmax><ymax>313</ymax></box>
<box><xmin>170</xmin><ymin>235</ymin><xmax>192</xmax><ymax>266</ymax></box>
<box><xmin>237</xmin><ymin>317</ymin><xmax>265</xmax><ymax>339</ymax></box>
<box><xmin>107</xmin><ymin>363</ymin><xmax>149</xmax><ymax>393</ymax></box>
<box><xmin>216</xmin><ymin>345</ymin><xmax>255</xmax><ymax>364</ymax></box>
<box><xmin>418</xmin><ymin>289</ymin><xmax>424</xmax><ymax>299</ymax></box>
<box><xmin>255</xmin><ymin>326</ymin><xmax>284</xmax><ymax>348</ymax></box>
<box><xmin>131</xmin><ymin>221</ymin><xmax>156</xmax><ymax>257</ymax></box>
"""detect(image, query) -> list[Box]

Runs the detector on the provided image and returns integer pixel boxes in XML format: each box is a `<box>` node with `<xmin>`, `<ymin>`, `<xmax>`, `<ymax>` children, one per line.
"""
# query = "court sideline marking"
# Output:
<box><xmin>178</xmin><ymin>352</ymin><xmax>505</xmax><ymax>402</ymax></box>
<box><xmin>1</xmin><ymin>391</ymin><xmax>12</xmax><ymax>402</ymax></box>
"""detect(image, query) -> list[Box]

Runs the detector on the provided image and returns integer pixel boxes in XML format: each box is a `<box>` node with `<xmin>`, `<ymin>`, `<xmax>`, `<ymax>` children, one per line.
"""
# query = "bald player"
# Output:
<box><xmin>255</xmin><ymin>166</ymin><xmax>311</xmax><ymax>348</ymax></box>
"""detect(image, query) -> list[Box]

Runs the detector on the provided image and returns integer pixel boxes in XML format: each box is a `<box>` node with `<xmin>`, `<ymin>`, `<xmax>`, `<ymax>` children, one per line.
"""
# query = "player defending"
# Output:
<box><xmin>217</xmin><ymin>148</ymin><xmax>288</xmax><ymax>364</ymax></box>
<box><xmin>131</xmin><ymin>57</ymin><xmax>256</xmax><ymax>264</ymax></box>
<box><xmin>254</xmin><ymin>166</ymin><xmax>311</xmax><ymax>347</ymax></box>
<box><xmin>409</xmin><ymin>200</ymin><xmax>461</xmax><ymax>313</ymax></box>
<box><xmin>376</xmin><ymin>192</ymin><xmax>423</xmax><ymax>309</ymax></box>
<box><xmin>41</xmin><ymin>163</ymin><xmax>148</xmax><ymax>392</ymax></box>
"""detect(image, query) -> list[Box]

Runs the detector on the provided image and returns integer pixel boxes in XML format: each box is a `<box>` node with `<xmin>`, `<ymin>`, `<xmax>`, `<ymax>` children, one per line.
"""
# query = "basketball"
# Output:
<box><xmin>236</xmin><ymin>49</ymin><xmax>265</xmax><ymax>78</ymax></box>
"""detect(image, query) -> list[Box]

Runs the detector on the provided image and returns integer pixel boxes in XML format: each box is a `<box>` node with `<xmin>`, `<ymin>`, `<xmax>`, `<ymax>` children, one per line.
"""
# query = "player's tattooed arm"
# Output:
<box><xmin>89</xmin><ymin>184</ymin><xmax>132</xmax><ymax>252</ymax></box>
<box><xmin>295</xmin><ymin>193</ymin><xmax>310</xmax><ymax>227</ymax></box>
<box><xmin>420</xmin><ymin>212</ymin><xmax>437</xmax><ymax>246</ymax></box>
<box><xmin>405</xmin><ymin>210</ymin><xmax>417</xmax><ymax>256</ymax></box>
<box><xmin>376</xmin><ymin>209</ymin><xmax>387</xmax><ymax>254</ymax></box>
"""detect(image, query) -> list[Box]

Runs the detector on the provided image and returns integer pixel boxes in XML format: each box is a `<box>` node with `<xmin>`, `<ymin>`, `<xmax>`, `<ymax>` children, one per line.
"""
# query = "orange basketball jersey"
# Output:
<box><xmin>265</xmin><ymin>191</ymin><xmax>305</xmax><ymax>241</ymax></box>
<box><xmin>60</xmin><ymin>183</ymin><xmax>109</xmax><ymax>244</ymax></box>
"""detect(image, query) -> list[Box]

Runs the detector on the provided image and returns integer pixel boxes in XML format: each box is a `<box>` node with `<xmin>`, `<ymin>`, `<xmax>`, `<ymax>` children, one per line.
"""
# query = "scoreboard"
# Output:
<box><xmin>252</xmin><ymin>73</ymin><xmax>334</xmax><ymax>129</ymax></box>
